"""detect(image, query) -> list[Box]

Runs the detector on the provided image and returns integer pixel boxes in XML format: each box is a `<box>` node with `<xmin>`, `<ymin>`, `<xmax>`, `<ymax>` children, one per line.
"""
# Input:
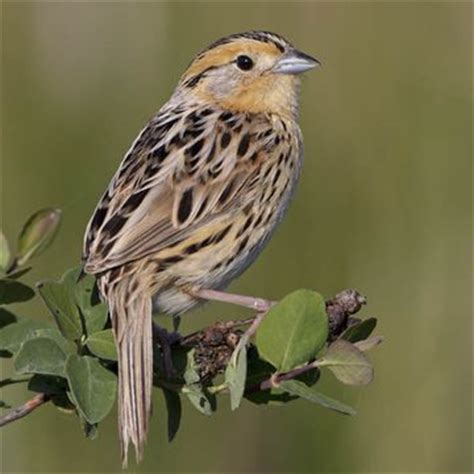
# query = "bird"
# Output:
<box><xmin>82</xmin><ymin>30</ymin><xmax>318</xmax><ymax>466</ymax></box>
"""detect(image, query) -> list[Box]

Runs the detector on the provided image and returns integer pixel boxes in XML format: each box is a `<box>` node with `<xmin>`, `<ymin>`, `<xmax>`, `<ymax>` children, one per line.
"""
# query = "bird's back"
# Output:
<box><xmin>84</xmin><ymin>103</ymin><xmax>302</xmax><ymax>314</ymax></box>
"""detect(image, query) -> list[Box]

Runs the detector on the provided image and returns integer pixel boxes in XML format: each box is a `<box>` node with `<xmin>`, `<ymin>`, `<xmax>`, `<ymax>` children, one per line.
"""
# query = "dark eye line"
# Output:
<box><xmin>183</xmin><ymin>55</ymin><xmax>256</xmax><ymax>89</ymax></box>
<box><xmin>183</xmin><ymin>65</ymin><xmax>219</xmax><ymax>88</ymax></box>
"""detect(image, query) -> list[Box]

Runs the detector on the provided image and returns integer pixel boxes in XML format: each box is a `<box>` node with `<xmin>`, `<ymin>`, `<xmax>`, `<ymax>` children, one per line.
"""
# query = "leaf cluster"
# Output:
<box><xmin>0</xmin><ymin>208</ymin><xmax>383</xmax><ymax>448</ymax></box>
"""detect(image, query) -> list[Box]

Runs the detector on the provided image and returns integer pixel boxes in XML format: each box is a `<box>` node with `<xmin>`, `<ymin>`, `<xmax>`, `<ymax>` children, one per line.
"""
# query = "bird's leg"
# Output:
<box><xmin>189</xmin><ymin>287</ymin><xmax>275</xmax><ymax>313</ymax></box>
<box><xmin>152</xmin><ymin>323</ymin><xmax>177</xmax><ymax>378</ymax></box>
<box><xmin>188</xmin><ymin>287</ymin><xmax>276</xmax><ymax>342</ymax></box>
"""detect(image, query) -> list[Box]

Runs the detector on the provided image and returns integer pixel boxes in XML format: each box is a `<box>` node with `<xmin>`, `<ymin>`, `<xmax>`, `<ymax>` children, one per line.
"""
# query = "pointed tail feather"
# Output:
<box><xmin>106</xmin><ymin>279</ymin><xmax>153</xmax><ymax>467</ymax></box>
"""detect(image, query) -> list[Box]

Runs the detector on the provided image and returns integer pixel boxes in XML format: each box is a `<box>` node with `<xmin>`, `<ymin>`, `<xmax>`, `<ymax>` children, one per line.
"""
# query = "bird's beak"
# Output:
<box><xmin>272</xmin><ymin>49</ymin><xmax>320</xmax><ymax>75</ymax></box>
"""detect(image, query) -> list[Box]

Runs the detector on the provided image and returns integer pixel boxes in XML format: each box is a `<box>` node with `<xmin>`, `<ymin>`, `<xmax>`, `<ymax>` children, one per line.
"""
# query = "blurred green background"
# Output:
<box><xmin>1</xmin><ymin>1</ymin><xmax>472</xmax><ymax>472</ymax></box>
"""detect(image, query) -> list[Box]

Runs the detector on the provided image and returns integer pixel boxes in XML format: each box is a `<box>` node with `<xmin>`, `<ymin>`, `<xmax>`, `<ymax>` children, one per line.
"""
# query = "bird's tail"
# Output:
<box><xmin>103</xmin><ymin>277</ymin><xmax>153</xmax><ymax>468</ymax></box>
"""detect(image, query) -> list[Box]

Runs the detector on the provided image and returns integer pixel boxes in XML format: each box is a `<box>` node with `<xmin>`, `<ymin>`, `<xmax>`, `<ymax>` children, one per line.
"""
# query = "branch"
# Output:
<box><xmin>0</xmin><ymin>289</ymin><xmax>367</xmax><ymax>427</ymax></box>
<box><xmin>0</xmin><ymin>393</ymin><xmax>49</xmax><ymax>428</ymax></box>
<box><xmin>175</xmin><ymin>288</ymin><xmax>367</xmax><ymax>382</ymax></box>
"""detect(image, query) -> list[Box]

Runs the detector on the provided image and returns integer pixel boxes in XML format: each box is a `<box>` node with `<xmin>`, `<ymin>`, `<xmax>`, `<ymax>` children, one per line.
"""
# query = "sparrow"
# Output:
<box><xmin>83</xmin><ymin>30</ymin><xmax>318</xmax><ymax>465</ymax></box>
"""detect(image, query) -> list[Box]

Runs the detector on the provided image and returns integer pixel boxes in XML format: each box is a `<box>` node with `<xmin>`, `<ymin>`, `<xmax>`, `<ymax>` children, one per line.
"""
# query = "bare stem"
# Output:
<box><xmin>0</xmin><ymin>393</ymin><xmax>49</xmax><ymax>428</ymax></box>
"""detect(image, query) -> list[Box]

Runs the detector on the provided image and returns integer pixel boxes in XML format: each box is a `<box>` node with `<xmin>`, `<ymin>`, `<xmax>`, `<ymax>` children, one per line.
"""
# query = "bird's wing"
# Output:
<box><xmin>83</xmin><ymin>104</ymin><xmax>292</xmax><ymax>274</ymax></box>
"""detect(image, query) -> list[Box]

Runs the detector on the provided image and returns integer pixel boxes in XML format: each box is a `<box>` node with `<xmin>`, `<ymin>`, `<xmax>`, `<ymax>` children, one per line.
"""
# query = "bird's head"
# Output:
<box><xmin>176</xmin><ymin>31</ymin><xmax>319</xmax><ymax>118</ymax></box>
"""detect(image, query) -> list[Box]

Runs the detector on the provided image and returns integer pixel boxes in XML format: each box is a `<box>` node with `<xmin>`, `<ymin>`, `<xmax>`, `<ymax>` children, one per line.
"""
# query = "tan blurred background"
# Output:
<box><xmin>1</xmin><ymin>1</ymin><xmax>472</xmax><ymax>472</ymax></box>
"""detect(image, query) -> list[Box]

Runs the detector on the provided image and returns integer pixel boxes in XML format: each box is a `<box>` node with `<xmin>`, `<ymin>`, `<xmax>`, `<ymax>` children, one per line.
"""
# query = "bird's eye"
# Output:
<box><xmin>236</xmin><ymin>55</ymin><xmax>254</xmax><ymax>71</ymax></box>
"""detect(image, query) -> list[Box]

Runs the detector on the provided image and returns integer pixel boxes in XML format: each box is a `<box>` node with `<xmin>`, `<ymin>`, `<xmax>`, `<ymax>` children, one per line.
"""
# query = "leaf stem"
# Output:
<box><xmin>247</xmin><ymin>360</ymin><xmax>319</xmax><ymax>393</ymax></box>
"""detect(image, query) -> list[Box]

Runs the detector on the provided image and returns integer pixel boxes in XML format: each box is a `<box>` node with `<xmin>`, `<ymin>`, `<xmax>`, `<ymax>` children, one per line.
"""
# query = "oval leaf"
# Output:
<box><xmin>183</xmin><ymin>350</ymin><xmax>216</xmax><ymax>415</ymax></box>
<box><xmin>83</xmin><ymin>304</ymin><xmax>108</xmax><ymax>335</ymax></box>
<box><xmin>0</xmin><ymin>317</ymin><xmax>51</xmax><ymax>355</ymax></box>
<box><xmin>32</xmin><ymin>328</ymin><xmax>72</xmax><ymax>353</ymax></box>
<box><xmin>256</xmin><ymin>290</ymin><xmax>328</xmax><ymax>372</ymax></box>
<box><xmin>14</xmin><ymin>337</ymin><xmax>67</xmax><ymax>376</ymax></box>
<box><xmin>66</xmin><ymin>354</ymin><xmax>117</xmax><ymax>424</ymax></box>
<box><xmin>340</xmin><ymin>317</ymin><xmax>377</xmax><ymax>343</ymax></box>
<box><xmin>0</xmin><ymin>308</ymin><xmax>17</xmax><ymax>329</ymax></box>
<box><xmin>0</xmin><ymin>231</ymin><xmax>10</xmax><ymax>273</ymax></box>
<box><xmin>319</xmin><ymin>339</ymin><xmax>374</xmax><ymax>385</ymax></box>
<box><xmin>354</xmin><ymin>336</ymin><xmax>384</xmax><ymax>352</ymax></box>
<box><xmin>6</xmin><ymin>267</ymin><xmax>32</xmax><ymax>280</ymax></box>
<box><xmin>163</xmin><ymin>389</ymin><xmax>182</xmax><ymax>442</ymax></box>
<box><xmin>224</xmin><ymin>342</ymin><xmax>247</xmax><ymax>410</ymax></box>
<box><xmin>16</xmin><ymin>208</ymin><xmax>61</xmax><ymax>266</ymax></box>
<box><xmin>183</xmin><ymin>385</ymin><xmax>216</xmax><ymax>416</ymax></box>
<box><xmin>279</xmin><ymin>380</ymin><xmax>356</xmax><ymax>415</ymax></box>
<box><xmin>28</xmin><ymin>374</ymin><xmax>68</xmax><ymax>395</ymax></box>
<box><xmin>64</xmin><ymin>267</ymin><xmax>108</xmax><ymax>335</ymax></box>
<box><xmin>0</xmin><ymin>279</ymin><xmax>35</xmax><ymax>305</ymax></box>
<box><xmin>37</xmin><ymin>274</ymin><xmax>82</xmax><ymax>341</ymax></box>
<box><xmin>86</xmin><ymin>329</ymin><xmax>117</xmax><ymax>361</ymax></box>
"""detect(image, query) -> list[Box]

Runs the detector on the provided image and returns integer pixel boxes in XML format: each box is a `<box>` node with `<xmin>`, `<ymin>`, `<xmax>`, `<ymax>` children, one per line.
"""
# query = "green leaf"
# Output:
<box><xmin>355</xmin><ymin>336</ymin><xmax>384</xmax><ymax>352</ymax></box>
<box><xmin>153</xmin><ymin>345</ymin><xmax>189</xmax><ymax>383</ymax></box>
<box><xmin>0</xmin><ymin>400</ymin><xmax>12</xmax><ymax>409</ymax></box>
<box><xmin>82</xmin><ymin>303</ymin><xmax>108</xmax><ymax>336</ymax></box>
<box><xmin>279</xmin><ymin>380</ymin><xmax>356</xmax><ymax>415</ymax></box>
<box><xmin>244</xmin><ymin>348</ymin><xmax>320</xmax><ymax>406</ymax></box>
<box><xmin>245</xmin><ymin>388</ymin><xmax>298</xmax><ymax>405</ymax></box>
<box><xmin>245</xmin><ymin>348</ymin><xmax>274</xmax><ymax>385</ymax></box>
<box><xmin>16</xmin><ymin>208</ymin><xmax>61</xmax><ymax>266</ymax></box>
<box><xmin>70</xmin><ymin>269</ymin><xmax>108</xmax><ymax>335</ymax></box>
<box><xmin>0</xmin><ymin>231</ymin><xmax>10</xmax><ymax>273</ymax></box>
<box><xmin>183</xmin><ymin>349</ymin><xmax>200</xmax><ymax>385</ymax></box>
<box><xmin>183</xmin><ymin>350</ymin><xmax>215</xmax><ymax>415</ymax></box>
<box><xmin>0</xmin><ymin>317</ymin><xmax>51</xmax><ymax>355</ymax></box>
<box><xmin>32</xmin><ymin>328</ymin><xmax>72</xmax><ymax>353</ymax></box>
<box><xmin>224</xmin><ymin>341</ymin><xmax>247</xmax><ymax>410</ymax></box>
<box><xmin>0</xmin><ymin>308</ymin><xmax>17</xmax><ymax>329</ymax></box>
<box><xmin>51</xmin><ymin>392</ymin><xmax>76</xmax><ymax>413</ymax></box>
<box><xmin>340</xmin><ymin>318</ymin><xmax>377</xmax><ymax>343</ymax></box>
<box><xmin>66</xmin><ymin>355</ymin><xmax>117</xmax><ymax>423</ymax></box>
<box><xmin>163</xmin><ymin>389</ymin><xmax>181</xmax><ymax>442</ymax></box>
<box><xmin>40</xmin><ymin>267</ymin><xmax>108</xmax><ymax>338</ymax></box>
<box><xmin>86</xmin><ymin>329</ymin><xmax>117</xmax><ymax>361</ymax></box>
<box><xmin>318</xmin><ymin>340</ymin><xmax>374</xmax><ymax>386</ymax></box>
<box><xmin>71</xmin><ymin>269</ymin><xmax>96</xmax><ymax>308</ymax></box>
<box><xmin>0</xmin><ymin>279</ymin><xmax>35</xmax><ymax>305</ymax></box>
<box><xmin>14</xmin><ymin>337</ymin><xmax>68</xmax><ymax>376</ymax></box>
<box><xmin>6</xmin><ymin>267</ymin><xmax>32</xmax><ymax>280</ymax></box>
<box><xmin>28</xmin><ymin>374</ymin><xmax>67</xmax><ymax>394</ymax></box>
<box><xmin>183</xmin><ymin>384</ymin><xmax>216</xmax><ymax>416</ymax></box>
<box><xmin>28</xmin><ymin>374</ymin><xmax>74</xmax><ymax>413</ymax></box>
<box><xmin>245</xmin><ymin>351</ymin><xmax>294</xmax><ymax>405</ymax></box>
<box><xmin>256</xmin><ymin>290</ymin><xmax>328</xmax><ymax>372</ymax></box>
<box><xmin>37</xmin><ymin>273</ymin><xmax>83</xmax><ymax>341</ymax></box>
